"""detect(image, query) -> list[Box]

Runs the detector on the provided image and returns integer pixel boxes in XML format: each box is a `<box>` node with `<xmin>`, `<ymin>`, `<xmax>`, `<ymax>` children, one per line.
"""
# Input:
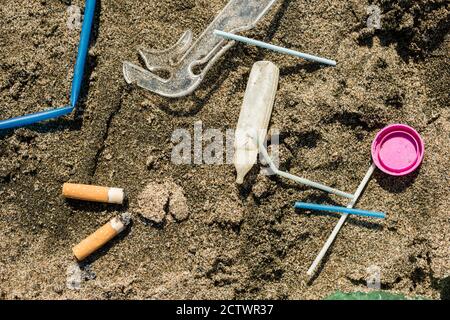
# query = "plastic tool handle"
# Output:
<box><xmin>0</xmin><ymin>0</ymin><xmax>96</xmax><ymax>130</ymax></box>
<box><xmin>294</xmin><ymin>202</ymin><xmax>386</xmax><ymax>219</ymax></box>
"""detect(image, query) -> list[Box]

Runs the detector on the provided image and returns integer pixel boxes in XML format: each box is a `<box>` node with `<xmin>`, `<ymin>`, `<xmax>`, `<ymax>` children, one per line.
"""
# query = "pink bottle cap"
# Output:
<box><xmin>371</xmin><ymin>124</ymin><xmax>424</xmax><ymax>176</ymax></box>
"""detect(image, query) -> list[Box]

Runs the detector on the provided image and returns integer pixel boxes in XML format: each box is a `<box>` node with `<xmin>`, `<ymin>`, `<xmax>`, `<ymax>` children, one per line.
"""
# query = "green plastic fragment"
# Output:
<box><xmin>325</xmin><ymin>291</ymin><xmax>426</xmax><ymax>300</ymax></box>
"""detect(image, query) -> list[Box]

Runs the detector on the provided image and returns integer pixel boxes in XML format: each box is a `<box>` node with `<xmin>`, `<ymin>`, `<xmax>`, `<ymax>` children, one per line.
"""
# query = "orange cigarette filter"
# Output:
<box><xmin>63</xmin><ymin>183</ymin><xmax>124</xmax><ymax>204</ymax></box>
<box><xmin>72</xmin><ymin>213</ymin><xmax>131</xmax><ymax>261</ymax></box>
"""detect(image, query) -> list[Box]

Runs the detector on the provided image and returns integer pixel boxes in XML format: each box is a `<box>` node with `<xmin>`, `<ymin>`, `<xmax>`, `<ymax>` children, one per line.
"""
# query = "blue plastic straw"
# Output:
<box><xmin>294</xmin><ymin>202</ymin><xmax>386</xmax><ymax>219</ymax></box>
<box><xmin>214</xmin><ymin>30</ymin><xmax>336</xmax><ymax>66</ymax></box>
<box><xmin>0</xmin><ymin>0</ymin><xmax>96</xmax><ymax>130</ymax></box>
<box><xmin>70</xmin><ymin>0</ymin><xmax>96</xmax><ymax>108</ymax></box>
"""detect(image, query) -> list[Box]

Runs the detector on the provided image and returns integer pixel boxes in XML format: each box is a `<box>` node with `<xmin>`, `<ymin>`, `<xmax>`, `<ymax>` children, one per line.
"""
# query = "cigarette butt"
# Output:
<box><xmin>62</xmin><ymin>183</ymin><xmax>124</xmax><ymax>204</ymax></box>
<box><xmin>72</xmin><ymin>213</ymin><xmax>131</xmax><ymax>261</ymax></box>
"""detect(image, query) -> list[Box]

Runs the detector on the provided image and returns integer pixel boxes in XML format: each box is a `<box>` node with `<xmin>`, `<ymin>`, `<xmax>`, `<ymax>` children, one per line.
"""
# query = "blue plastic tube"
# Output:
<box><xmin>294</xmin><ymin>202</ymin><xmax>386</xmax><ymax>219</ymax></box>
<box><xmin>0</xmin><ymin>0</ymin><xmax>96</xmax><ymax>130</ymax></box>
<box><xmin>70</xmin><ymin>0</ymin><xmax>96</xmax><ymax>108</ymax></box>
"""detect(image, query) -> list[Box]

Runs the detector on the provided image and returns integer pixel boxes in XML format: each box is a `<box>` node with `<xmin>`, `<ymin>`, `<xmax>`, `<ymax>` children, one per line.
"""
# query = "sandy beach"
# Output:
<box><xmin>0</xmin><ymin>0</ymin><xmax>448</xmax><ymax>299</ymax></box>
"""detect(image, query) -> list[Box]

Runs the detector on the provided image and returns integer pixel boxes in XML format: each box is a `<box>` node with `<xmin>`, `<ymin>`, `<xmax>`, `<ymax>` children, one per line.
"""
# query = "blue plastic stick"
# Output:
<box><xmin>70</xmin><ymin>0</ymin><xmax>96</xmax><ymax>108</ymax></box>
<box><xmin>294</xmin><ymin>202</ymin><xmax>386</xmax><ymax>219</ymax></box>
<box><xmin>214</xmin><ymin>30</ymin><xmax>337</xmax><ymax>66</ymax></box>
<box><xmin>0</xmin><ymin>0</ymin><xmax>96</xmax><ymax>130</ymax></box>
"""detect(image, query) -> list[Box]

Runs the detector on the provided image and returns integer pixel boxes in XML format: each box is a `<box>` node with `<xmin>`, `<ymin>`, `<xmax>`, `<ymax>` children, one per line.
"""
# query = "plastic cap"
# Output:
<box><xmin>371</xmin><ymin>124</ymin><xmax>424</xmax><ymax>176</ymax></box>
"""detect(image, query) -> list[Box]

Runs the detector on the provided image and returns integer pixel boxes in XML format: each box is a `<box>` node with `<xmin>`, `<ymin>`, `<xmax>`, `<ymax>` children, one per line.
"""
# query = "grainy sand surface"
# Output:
<box><xmin>0</xmin><ymin>0</ymin><xmax>449</xmax><ymax>299</ymax></box>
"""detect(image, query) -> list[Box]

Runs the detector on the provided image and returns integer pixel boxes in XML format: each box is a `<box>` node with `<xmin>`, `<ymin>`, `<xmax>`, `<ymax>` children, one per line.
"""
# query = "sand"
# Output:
<box><xmin>0</xmin><ymin>0</ymin><xmax>449</xmax><ymax>299</ymax></box>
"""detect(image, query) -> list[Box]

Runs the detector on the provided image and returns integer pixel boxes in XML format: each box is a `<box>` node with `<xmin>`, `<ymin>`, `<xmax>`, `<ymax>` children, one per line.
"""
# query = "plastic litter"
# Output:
<box><xmin>123</xmin><ymin>0</ymin><xmax>278</xmax><ymax>98</ymax></box>
<box><xmin>294</xmin><ymin>202</ymin><xmax>386</xmax><ymax>219</ymax></box>
<box><xmin>0</xmin><ymin>0</ymin><xmax>96</xmax><ymax>130</ymax></box>
<box><xmin>307</xmin><ymin>124</ymin><xmax>424</xmax><ymax>276</ymax></box>
<box><xmin>371</xmin><ymin>124</ymin><xmax>424</xmax><ymax>176</ymax></box>
<box><xmin>234</xmin><ymin>61</ymin><xmax>279</xmax><ymax>184</ymax></box>
<box><xmin>214</xmin><ymin>30</ymin><xmax>337</xmax><ymax>66</ymax></box>
<box><xmin>306</xmin><ymin>163</ymin><xmax>375</xmax><ymax>276</ymax></box>
<box><xmin>258</xmin><ymin>137</ymin><xmax>354</xmax><ymax>199</ymax></box>
<box><xmin>325</xmin><ymin>291</ymin><xmax>425</xmax><ymax>300</ymax></box>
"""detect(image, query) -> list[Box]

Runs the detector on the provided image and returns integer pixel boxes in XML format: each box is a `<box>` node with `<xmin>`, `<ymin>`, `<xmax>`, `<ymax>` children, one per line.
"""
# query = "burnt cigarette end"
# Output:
<box><xmin>72</xmin><ymin>213</ymin><xmax>132</xmax><ymax>261</ymax></box>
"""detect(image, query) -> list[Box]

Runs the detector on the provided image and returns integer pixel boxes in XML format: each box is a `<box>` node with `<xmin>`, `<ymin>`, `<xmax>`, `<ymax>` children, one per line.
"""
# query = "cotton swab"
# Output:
<box><xmin>307</xmin><ymin>163</ymin><xmax>376</xmax><ymax>276</ymax></box>
<box><xmin>294</xmin><ymin>202</ymin><xmax>385</xmax><ymax>219</ymax></box>
<box><xmin>258</xmin><ymin>139</ymin><xmax>354</xmax><ymax>199</ymax></box>
<box><xmin>214</xmin><ymin>30</ymin><xmax>337</xmax><ymax>66</ymax></box>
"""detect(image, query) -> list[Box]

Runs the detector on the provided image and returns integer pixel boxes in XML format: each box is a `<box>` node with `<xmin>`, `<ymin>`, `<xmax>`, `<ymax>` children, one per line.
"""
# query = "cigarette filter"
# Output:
<box><xmin>63</xmin><ymin>183</ymin><xmax>124</xmax><ymax>204</ymax></box>
<box><xmin>72</xmin><ymin>213</ymin><xmax>131</xmax><ymax>261</ymax></box>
